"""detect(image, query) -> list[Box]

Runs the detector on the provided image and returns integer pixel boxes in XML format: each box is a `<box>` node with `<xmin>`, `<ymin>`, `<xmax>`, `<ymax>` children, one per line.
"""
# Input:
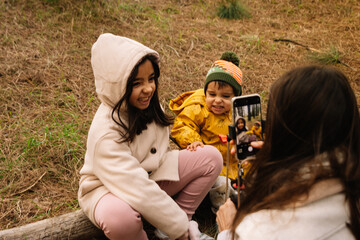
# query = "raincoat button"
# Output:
<box><xmin>150</xmin><ymin>147</ymin><xmax>156</xmax><ymax>154</ymax></box>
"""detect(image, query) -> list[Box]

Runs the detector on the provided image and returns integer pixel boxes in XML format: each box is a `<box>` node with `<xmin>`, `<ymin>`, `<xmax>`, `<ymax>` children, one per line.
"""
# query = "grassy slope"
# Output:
<box><xmin>1</xmin><ymin>0</ymin><xmax>359</xmax><ymax>234</ymax></box>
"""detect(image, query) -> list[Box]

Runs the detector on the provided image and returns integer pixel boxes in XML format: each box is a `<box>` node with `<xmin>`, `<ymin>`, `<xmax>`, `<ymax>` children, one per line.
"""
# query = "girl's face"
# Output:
<box><xmin>129</xmin><ymin>59</ymin><xmax>156</xmax><ymax>110</ymax></box>
<box><xmin>205</xmin><ymin>81</ymin><xmax>235</xmax><ymax>115</ymax></box>
<box><xmin>237</xmin><ymin>119</ymin><xmax>245</xmax><ymax>129</ymax></box>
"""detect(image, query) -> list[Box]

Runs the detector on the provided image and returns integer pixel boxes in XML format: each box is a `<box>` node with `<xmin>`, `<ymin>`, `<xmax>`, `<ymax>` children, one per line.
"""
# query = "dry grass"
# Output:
<box><xmin>1</xmin><ymin>0</ymin><xmax>359</xmax><ymax>236</ymax></box>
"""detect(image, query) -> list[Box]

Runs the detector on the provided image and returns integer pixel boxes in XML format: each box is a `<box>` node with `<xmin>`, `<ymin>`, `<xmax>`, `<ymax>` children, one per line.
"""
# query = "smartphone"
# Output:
<box><xmin>231</xmin><ymin>94</ymin><xmax>262</xmax><ymax>160</ymax></box>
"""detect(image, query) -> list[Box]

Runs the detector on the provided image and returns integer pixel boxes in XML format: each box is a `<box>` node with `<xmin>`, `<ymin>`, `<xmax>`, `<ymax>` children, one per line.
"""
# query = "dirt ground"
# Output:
<box><xmin>0</xmin><ymin>0</ymin><xmax>359</xmax><ymax>237</ymax></box>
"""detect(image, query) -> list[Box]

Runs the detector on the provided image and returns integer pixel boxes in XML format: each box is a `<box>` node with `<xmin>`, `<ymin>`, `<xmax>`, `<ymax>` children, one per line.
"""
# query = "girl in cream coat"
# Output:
<box><xmin>78</xmin><ymin>33</ymin><xmax>223</xmax><ymax>240</ymax></box>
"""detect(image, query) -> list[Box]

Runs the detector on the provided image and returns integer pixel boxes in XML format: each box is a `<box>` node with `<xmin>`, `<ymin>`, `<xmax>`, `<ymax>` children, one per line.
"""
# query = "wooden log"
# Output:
<box><xmin>0</xmin><ymin>210</ymin><xmax>106</xmax><ymax>240</ymax></box>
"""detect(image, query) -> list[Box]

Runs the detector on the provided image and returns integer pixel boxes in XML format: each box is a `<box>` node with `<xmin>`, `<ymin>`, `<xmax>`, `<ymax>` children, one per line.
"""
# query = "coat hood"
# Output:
<box><xmin>91</xmin><ymin>33</ymin><xmax>160</xmax><ymax>108</ymax></box>
<box><xmin>169</xmin><ymin>89</ymin><xmax>206</xmax><ymax>115</ymax></box>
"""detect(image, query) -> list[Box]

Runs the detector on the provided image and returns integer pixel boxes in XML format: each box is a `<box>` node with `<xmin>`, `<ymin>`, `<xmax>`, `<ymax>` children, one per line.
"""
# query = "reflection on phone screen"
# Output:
<box><xmin>234</xmin><ymin>103</ymin><xmax>262</xmax><ymax>159</ymax></box>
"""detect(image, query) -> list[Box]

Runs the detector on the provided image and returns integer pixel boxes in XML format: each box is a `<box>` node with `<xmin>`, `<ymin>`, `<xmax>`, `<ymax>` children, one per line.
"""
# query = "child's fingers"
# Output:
<box><xmin>187</xmin><ymin>143</ymin><xmax>197</xmax><ymax>151</ymax></box>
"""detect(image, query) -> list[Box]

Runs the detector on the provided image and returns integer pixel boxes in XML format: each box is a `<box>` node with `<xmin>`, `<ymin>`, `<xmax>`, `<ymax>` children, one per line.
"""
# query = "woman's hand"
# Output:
<box><xmin>251</xmin><ymin>141</ymin><xmax>264</xmax><ymax>149</ymax></box>
<box><xmin>186</xmin><ymin>141</ymin><xmax>204</xmax><ymax>151</ymax></box>
<box><xmin>216</xmin><ymin>198</ymin><xmax>237</xmax><ymax>232</ymax></box>
<box><xmin>230</xmin><ymin>140</ymin><xmax>264</xmax><ymax>155</ymax></box>
<box><xmin>230</xmin><ymin>140</ymin><xmax>236</xmax><ymax>155</ymax></box>
<box><xmin>216</xmin><ymin>140</ymin><xmax>263</xmax><ymax>234</ymax></box>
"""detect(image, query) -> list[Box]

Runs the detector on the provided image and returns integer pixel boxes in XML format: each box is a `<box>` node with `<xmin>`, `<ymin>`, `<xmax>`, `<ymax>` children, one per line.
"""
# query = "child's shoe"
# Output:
<box><xmin>209</xmin><ymin>176</ymin><xmax>237</xmax><ymax>213</ymax></box>
<box><xmin>154</xmin><ymin>221</ymin><xmax>201</xmax><ymax>240</ymax></box>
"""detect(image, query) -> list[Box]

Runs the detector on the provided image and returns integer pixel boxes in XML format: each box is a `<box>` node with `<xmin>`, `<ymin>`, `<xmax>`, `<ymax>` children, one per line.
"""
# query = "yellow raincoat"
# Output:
<box><xmin>247</xmin><ymin>125</ymin><xmax>263</xmax><ymax>140</ymax></box>
<box><xmin>169</xmin><ymin>89</ymin><xmax>238</xmax><ymax>180</ymax></box>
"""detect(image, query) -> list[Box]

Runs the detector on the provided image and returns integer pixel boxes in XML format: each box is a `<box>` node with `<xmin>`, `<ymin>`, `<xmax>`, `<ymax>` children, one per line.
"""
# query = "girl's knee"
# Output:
<box><xmin>106</xmin><ymin>217</ymin><xmax>144</xmax><ymax>239</ymax></box>
<box><xmin>95</xmin><ymin>195</ymin><xmax>145</xmax><ymax>240</ymax></box>
<box><xmin>100</xmin><ymin>210</ymin><xmax>144</xmax><ymax>240</ymax></box>
<box><xmin>202</xmin><ymin>145</ymin><xmax>223</xmax><ymax>174</ymax></box>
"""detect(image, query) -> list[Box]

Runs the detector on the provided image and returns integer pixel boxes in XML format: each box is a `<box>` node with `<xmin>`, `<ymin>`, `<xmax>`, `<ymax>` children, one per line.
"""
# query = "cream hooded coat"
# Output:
<box><xmin>78</xmin><ymin>33</ymin><xmax>188</xmax><ymax>239</ymax></box>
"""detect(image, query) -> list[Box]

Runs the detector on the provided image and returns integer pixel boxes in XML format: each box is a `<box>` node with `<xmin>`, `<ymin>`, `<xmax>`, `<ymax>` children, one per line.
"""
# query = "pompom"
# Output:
<box><xmin>220</xmin><ymin>51</ymin><xmax>240</xmax><ymax>66</ymax></box>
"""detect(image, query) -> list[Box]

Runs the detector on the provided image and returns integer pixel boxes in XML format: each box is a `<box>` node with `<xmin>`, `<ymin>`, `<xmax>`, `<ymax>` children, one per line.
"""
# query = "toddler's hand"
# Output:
<box><xmin>186</xmin><ymin>141</ymin><xmax>204</xmax><ymax>151</ymax></box>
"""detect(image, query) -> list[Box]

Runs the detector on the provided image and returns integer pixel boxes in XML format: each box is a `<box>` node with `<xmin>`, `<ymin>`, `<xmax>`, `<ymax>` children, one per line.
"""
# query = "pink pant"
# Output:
<box><xmin>94</xmin><ymin>145</ymin><xmax>222</xmax><ymax>240</ymax></box>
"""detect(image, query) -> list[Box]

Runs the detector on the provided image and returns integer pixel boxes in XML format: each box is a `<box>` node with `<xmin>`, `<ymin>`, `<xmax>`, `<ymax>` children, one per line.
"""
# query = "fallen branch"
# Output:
<box><xmin>273</xmin><ymin>38</ymin><xmax>321</xmax><ymax>53</ymax></box>
<box><xmin>0</xmin><ymin>210</ymin><xmax>105</xmax><ymax>240</ymax></box>
<box><xmin>274</xmin><ymin>38</ymin><xmax>356</xmax><ymax>71</ymax></box>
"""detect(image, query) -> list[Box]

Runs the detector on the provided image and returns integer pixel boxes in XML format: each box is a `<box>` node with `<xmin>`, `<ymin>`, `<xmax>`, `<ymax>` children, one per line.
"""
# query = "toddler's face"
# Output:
<box><xmin>205</xmin><ymin>81</ymin><xmax>234</xmax><ymax>115</ymax></box>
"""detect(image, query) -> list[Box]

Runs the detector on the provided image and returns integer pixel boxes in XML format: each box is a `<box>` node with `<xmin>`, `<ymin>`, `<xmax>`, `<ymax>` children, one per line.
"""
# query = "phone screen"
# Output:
<box><xmin>232</xmin><ymin>94</ymin><xmax>262</xmax><ymax>160</ymax></box>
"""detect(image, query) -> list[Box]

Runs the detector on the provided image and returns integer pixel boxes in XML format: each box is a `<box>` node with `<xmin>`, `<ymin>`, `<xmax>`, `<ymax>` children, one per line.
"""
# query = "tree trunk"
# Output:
<box><xmin>0</xmin><ymin>210</ymin><xmax>106</xmax><ymax>240</ymax></box>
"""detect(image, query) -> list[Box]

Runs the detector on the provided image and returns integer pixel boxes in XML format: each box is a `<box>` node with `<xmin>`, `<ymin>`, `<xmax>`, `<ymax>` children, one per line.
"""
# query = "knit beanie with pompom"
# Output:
<box><xmin>204</xmin><ymin>51</ymin><xmax>243</xmax><ymax>96</ymax></box>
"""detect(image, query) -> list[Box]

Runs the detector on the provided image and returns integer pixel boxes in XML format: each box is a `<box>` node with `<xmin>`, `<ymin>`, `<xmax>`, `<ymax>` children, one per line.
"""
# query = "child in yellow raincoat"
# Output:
<box><xmin>169</xmin><ymin>52</ymin><xmax>242</xmax><ymax>181</ymax></box>
<box><xmin>247</xmin><ymin>120</ymin><xmax>263</xmax><ymax>140</ymax></box>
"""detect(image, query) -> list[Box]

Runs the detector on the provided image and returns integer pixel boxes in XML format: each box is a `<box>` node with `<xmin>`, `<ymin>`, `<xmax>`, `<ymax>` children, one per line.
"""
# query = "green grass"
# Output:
<box><xmin>309</xmin><ymin>46</ymin><xmax>342</xmax><ymax>65</ymax></box>
<box><xmin>217</xmin><ymin>0</ymin><xmax>251</xmax><ymax>19</ymax></box>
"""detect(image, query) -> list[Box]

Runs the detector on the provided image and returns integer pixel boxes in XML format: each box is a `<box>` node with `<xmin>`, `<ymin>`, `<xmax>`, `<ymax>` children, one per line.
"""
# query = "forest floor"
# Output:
<box><xmin>1</xmin><ymin>0</ymin><xmax>359</xmax><ymax>238</ymax></box>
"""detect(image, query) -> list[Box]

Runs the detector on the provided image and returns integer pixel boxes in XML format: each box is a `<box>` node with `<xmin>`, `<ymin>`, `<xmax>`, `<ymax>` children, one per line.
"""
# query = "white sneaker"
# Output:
<box><xmin>154</xmin><ymin>221</ymin><xmax>213</xmax><ymax>240</ymax></box>
<box><xmin>209</xmin><ymin>176</ymin><xmax>237</xmax><ymax>213</ymax></box>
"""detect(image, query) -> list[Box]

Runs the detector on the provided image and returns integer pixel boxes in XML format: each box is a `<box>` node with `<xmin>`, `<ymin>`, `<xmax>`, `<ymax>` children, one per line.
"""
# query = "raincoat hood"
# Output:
<box><xmin>91</xmin><ymin>33</ymin><xmax>159</xmax><ymax>108</ymax></box>
<box><xmin>169</xmin><ymin>89</ymin><xmax>206</xmax><ymax>114</ymax></box>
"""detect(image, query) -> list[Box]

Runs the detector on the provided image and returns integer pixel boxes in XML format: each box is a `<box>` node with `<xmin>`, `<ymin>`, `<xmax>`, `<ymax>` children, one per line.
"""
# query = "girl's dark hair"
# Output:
<box><xmin>233</xmin><ymin>65</ymin><xmax>360</xmax><ymax>238</ymax></box>
<box><xmin>111</xmin><ymin>54</ymin><xmax>173</xmax><ymax>143</ymax></box>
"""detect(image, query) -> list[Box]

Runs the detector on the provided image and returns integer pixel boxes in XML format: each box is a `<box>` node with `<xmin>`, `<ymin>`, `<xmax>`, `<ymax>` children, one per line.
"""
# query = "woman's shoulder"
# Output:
<box><xmin>236</xmin><ymin>193</ymin><xmax>352</xmax><ymax>240</ymax></box>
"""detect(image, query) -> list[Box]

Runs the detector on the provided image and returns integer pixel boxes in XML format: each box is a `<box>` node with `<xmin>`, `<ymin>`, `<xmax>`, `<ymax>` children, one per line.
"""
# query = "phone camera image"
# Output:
<box><xmin>232</xmin><ymin>94</ymin><xmax>262</xmax><ymax>160</ymax></box>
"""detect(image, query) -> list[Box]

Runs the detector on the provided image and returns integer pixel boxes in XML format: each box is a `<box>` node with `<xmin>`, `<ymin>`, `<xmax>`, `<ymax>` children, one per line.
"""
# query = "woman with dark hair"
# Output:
<box><xmin>216</xmin><ymin>65</ymin><xmax>360</xmax><ymax>240</ymax></box>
